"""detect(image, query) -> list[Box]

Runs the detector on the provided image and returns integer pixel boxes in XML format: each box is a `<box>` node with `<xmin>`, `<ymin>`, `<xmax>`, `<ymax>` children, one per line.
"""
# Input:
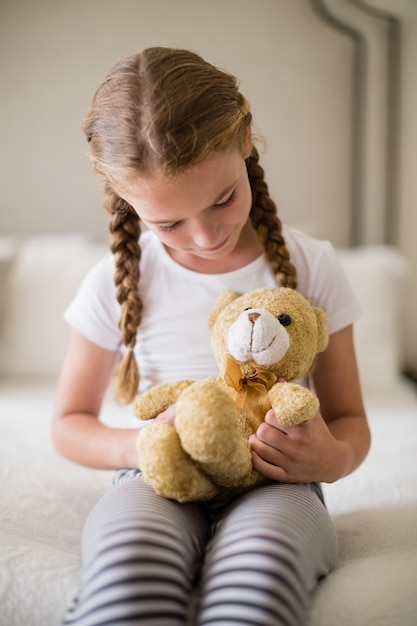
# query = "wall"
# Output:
<box><xmin>0</xmin><ymin>0</ymin><xmax>353</xmax><ymax>243</ymax></box>
<box><xmin>0</xmin><ymin>0</ymin><xmax>416</xmax><ymax>371</ymax></box>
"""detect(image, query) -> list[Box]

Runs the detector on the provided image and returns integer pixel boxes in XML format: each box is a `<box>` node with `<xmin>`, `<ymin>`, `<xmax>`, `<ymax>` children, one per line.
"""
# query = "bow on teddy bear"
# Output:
<box><xmin>134</xmin><ymin>287</ymin><xmax>328</xmax><ymax>502</ymax></box>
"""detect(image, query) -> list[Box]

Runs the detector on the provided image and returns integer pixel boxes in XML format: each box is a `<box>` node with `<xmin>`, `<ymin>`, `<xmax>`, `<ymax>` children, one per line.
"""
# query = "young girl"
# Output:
<box><xmin>52</xmin><ymin>47</ymin><xmax>370</xmax><ymax>626</ymax></box>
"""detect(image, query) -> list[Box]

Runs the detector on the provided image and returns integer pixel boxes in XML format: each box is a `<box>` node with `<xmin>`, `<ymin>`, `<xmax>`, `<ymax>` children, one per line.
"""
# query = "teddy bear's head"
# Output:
<box><xmin>208</xmin><ymin>287</ymin><xmax>328</xmax><ymax>381</ymax></box>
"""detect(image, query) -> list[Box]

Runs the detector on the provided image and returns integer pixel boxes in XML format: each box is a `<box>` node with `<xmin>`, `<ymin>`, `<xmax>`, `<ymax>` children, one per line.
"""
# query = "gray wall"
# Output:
<box><xmin>1</xmin><ymin>0</ymin><xmax>416</xmax><ymax>371</ymax></box>
<box><xmin>0</xmin><ymin>0</ymin><xmax>354</xmax><ymax>243</ymax></box>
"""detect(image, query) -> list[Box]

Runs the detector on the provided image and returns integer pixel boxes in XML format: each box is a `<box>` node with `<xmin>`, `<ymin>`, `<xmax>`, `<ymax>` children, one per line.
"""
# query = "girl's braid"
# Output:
<box><xmin>248</xmin><ymin>148</ymin><xmax>297</xmax><ymax>289</ymax></box>
<box><xmin>104</xmin><ymin>183</ymin><xmax>142</xmax><ymax>403</ymax></box>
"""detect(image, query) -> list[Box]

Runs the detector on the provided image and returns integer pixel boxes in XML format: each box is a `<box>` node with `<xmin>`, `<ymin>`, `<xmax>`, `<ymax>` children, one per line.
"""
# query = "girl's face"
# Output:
<box><xmin>119</xmin><ymin>148</ymin><xmax>256</xmax><ymax>269</ymax></box>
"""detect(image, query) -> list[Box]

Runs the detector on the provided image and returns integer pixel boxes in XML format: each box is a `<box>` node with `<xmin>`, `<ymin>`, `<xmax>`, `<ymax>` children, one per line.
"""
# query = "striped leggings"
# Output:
<box><xmin>63</xmin><ymin>476</ymin><xmax>337</xmax><ymax>626</ymax></box>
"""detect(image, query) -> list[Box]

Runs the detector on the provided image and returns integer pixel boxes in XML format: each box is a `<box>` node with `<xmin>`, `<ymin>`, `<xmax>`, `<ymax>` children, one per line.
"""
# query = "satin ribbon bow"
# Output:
<box><xmin>224</xmin><ymin>354</ymin><xmax>277</xmax><ymax>412</ymax></box>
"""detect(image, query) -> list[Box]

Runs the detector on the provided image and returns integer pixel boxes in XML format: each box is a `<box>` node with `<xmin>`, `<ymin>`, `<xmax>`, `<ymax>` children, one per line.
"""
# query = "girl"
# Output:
<box><xmin>52</xmin><ymin>47</ymin><xmax>370</xmax><ymax>626</ymax></box>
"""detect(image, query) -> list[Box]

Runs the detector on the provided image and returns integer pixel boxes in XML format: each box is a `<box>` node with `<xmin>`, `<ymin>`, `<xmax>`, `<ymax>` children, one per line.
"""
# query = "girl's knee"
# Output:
<box><xmin>82</xmin><ymin>478</ymin><xmax>209</xmax><ymax>564</ymax></box>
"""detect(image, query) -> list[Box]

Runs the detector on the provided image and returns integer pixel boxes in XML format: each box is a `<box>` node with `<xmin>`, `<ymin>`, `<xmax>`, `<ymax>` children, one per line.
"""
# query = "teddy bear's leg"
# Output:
<box><xmin>268</xmin><ymin>382</ymin><xmax>320</xmax><ymax>426</ymax></box>
<box><xmin>136</xmin><ymin>422</ymin><xmax>219</xmax><ymax>502</ymax></box>
<box><xmin>175</xmin><ymin>381</ymin><xmax>258</xmax><ymax>488</ymax></box>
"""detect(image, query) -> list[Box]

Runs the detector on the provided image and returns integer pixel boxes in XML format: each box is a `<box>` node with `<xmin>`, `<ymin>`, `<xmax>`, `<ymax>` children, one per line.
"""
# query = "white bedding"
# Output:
<box><xmin>1</xmin><ymin>238</ymin><xmax>417</xmax><ymax>625</ymax></box>
<box><xmin>315</xmin><ymin>384</ymin><xmax>417</xmax><ymax>626</ymax></box>
<box><xmin>1</xmin><ymin>379</ymin><xmax>417</xmax><ymax>626</ymax></box>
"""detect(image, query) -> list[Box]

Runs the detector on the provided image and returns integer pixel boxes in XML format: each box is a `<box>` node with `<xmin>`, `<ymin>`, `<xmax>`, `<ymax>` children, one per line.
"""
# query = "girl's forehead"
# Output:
<box><xmin>119</xmin><ymin>151</ymin><xmax>245</xmax><ymax>215</ymax></box>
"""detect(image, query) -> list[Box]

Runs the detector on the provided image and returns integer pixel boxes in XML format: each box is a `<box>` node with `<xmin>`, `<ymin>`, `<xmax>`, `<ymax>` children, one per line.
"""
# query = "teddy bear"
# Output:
<box><xmin>134</xmin><ymin>287</ymin><xmax>328</xmax><ymax>502</ymax></box>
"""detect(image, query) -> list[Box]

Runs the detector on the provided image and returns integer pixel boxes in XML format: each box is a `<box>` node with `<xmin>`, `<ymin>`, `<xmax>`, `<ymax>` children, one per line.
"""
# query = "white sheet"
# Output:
<box><xmin>1</xmin><ymin>379</ymin><xmax>416</xmax><ymax>626</ymax></box>
<box><xmin>323</xmin><ymin>382</ymin><xmax>417</xmax><ymax>515</ymax></box>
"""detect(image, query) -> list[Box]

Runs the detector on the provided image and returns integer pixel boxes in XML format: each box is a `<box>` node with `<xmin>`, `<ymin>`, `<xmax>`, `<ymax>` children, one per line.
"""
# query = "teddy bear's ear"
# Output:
<box><xmin>313</xmin><ymin>307</ymin><xmax>329</xmax><ymax>353</ymax></box>
<box><xmin>208</xmin><ymin>290</ymin><xmax>240</xmax><ymax>329</ymax></box>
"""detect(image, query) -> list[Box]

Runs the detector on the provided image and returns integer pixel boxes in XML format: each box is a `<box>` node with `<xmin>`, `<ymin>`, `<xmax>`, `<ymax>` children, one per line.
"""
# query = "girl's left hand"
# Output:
<box><xmin>249</xmin><ymin>409</ymin><xmax>346</xmax><ymax>484</ymax></box>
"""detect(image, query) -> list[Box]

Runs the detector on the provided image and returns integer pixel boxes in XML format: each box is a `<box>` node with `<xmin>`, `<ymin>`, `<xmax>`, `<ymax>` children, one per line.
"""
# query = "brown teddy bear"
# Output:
<box><xmin>134</xmin><ymin>287</ymin><xmax>328</xmax><ymax>502</ymax></box>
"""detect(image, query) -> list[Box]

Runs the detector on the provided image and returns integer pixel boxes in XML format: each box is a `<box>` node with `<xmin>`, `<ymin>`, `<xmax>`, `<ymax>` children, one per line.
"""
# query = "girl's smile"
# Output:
<box><xmin>199</xmin><ymin>234</ymin><xmax>231</xmax><ymax>253</ymax></box>
<box><xmin>119</xmin><ymin>150</ymin><xmax>263</xmax><ymax>273</ymax></box>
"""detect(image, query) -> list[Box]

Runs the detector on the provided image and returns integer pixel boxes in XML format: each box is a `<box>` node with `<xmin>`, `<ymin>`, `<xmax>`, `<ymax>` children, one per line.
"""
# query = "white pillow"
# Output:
<box><xmin>0</xmin><ymin>235</ymin><xmax>107</xmax><ymax>377</ymax></box>
<box><xmin>337</xmin><ymin>245</ymin><xmax>408</xmax><ymax>389</ymax></box>
<box><xmin>0</xmin><ymin>237</ymin><xmax>407</xmax><ymax>386</ymax></box>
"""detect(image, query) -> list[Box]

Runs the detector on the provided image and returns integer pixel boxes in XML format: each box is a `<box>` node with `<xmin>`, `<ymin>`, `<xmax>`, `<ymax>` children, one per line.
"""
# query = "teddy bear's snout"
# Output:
<box><xmin>227</xmin><ymin>308</ymin><xmax>290</xmax><ymax>366</ymax></box>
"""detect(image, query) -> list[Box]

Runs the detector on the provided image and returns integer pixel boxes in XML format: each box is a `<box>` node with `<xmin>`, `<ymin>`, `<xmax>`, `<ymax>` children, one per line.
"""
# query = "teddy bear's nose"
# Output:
<box><xmin>248</xmin><ymin>312</ymin><xmax>261</xmax><ymax>324</ymax></box>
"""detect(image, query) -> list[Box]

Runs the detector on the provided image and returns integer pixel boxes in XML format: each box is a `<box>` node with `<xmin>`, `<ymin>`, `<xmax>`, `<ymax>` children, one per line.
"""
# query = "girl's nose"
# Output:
<box><xmin>191</xmin><ymin>217</ymin><xmax>221</xmax><ymax>248</ymax></box>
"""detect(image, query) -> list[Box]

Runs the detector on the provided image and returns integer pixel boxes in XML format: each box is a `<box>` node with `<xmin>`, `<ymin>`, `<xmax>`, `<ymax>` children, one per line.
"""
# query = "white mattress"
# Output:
<box><xmin>1</xmin><ymin>379</ymin><xmax>417</xmax><ymax>626</ymax></box>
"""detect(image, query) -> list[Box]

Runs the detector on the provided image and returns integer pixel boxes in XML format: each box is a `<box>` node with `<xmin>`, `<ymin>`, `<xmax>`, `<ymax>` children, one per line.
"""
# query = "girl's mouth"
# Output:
<box><xmin>200</xmin><ymin>235</ymin><xmax>230</xmax><ymax>253</ymax></box>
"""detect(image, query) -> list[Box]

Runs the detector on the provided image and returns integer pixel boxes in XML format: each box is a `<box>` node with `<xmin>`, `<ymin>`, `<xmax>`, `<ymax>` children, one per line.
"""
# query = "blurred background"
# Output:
<box><xmin>1</xmin><ymin>0</ymin><xmax>416</xmax><ymax>375</ymax></box>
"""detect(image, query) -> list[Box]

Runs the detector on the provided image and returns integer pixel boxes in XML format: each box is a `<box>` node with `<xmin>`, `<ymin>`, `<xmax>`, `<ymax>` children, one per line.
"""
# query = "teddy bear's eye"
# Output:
<box><xmin>278</xmin><ymin>314</ymin><xmax>292</xmax><ymax>327</ymax></box>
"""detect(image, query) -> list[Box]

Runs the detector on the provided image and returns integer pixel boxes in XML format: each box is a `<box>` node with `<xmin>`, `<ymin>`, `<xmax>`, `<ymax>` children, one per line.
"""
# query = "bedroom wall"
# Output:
<box><xmin>0</xmin><ymin>0</ymin><xmax>416</xmax><ymax>372</ymax></box>
<box><xmin>0</xmin><ymin>0</ymin><xmax>354</xmax><ymax>243</ymax></box>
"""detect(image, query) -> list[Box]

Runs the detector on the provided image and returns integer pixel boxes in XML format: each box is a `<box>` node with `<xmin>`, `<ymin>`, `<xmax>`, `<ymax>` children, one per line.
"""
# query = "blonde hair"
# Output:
<box><xmin>83</xmin><ymin>47</ymin><xmax>297</xmax><ymax>403</ymax></box>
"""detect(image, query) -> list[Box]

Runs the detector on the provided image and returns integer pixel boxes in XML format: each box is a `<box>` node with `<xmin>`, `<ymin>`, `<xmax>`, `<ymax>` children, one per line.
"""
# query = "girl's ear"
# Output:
<box><xmin>241</xmin><ymin>125</ymin><xmax>253</xmax><ymax>159</ymax></box>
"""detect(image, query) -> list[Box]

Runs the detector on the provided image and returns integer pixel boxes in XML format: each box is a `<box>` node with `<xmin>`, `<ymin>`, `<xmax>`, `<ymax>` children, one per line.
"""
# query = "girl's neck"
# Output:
<box><xmin>164</xmin><ymin>222</ymin><xmax>263</xmax><ymax>274</ymax></box>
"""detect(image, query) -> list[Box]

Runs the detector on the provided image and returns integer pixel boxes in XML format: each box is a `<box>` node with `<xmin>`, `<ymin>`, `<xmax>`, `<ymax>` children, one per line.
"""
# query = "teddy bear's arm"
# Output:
<box><xmin>133</xmin><ymin>380</ymin><xmax>195</xmax><ymax>422</ymax></box>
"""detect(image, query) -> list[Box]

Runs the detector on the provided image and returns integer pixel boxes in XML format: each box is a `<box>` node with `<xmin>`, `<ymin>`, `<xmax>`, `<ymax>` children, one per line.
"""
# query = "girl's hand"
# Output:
<box><xmin>154</xmin><ymin>403</ymin><xmax>176</xmax><ymax>425</ymax></box>
<box><xmin>249</xmin><ymin>409</ymin><xmax>348</xmax><ymax>484</ymax></box>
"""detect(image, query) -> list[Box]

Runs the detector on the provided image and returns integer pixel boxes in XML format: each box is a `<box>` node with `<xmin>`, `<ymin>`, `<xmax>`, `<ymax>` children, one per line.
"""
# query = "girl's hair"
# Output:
<box><xmin>83</xmin><ymin>47</ymin><xmax>297</xmax><ymax>403</ymax></box>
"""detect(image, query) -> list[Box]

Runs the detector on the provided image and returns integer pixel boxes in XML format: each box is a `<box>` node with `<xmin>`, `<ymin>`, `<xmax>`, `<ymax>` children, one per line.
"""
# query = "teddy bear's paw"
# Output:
<box><xmin>133</xmin><ymin>380</ymin><xmax>195</xmax><ymax>421</ymax></box>
<box><xmin>268</xmin><ymin>382</ymin><xmax>319</xmax><ymax>426</ymax></box>
<box><xmin>136</xmin><ymin>422</ymin><xmax>218</xmax><ymax>502</ymax></box>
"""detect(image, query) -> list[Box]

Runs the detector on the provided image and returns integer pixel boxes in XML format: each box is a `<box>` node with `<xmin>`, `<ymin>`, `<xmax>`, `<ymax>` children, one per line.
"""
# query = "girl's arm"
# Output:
<box><xmin>52</xmin><ymin>330</ymin><xmax>140</xmax><ymax>470</ymax></box>
<box><xmin>250</xmin><ymin>324</ymin><xmax>371</xmax><ymax>484</ymax></box>
<box><xmin>313</xmin><ymin>323</ymin><xmax>370</xmax><ymax>479</ymax></box>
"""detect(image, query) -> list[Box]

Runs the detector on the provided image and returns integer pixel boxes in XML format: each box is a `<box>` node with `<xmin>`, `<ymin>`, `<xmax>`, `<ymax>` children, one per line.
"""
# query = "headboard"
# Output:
<box><xmin>309</xmin><ymin>0</ymin><xmax>401</xmax><ymax>246</ymax></box>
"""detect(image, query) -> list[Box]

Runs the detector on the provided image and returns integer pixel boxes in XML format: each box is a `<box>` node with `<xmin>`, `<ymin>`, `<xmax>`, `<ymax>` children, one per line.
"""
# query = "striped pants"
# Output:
<box><xmin>63</xmin><ymin>476</ymin><xmax>337</xmax><ymax>626</ymax></box>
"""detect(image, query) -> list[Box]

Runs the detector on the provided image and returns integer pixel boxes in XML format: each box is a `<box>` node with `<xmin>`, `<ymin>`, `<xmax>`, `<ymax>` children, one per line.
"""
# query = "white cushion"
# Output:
<box><xmin>0</xmin><ymin>235</ymin><xmax>107</xmax><ymax>377</ymax></box>
<box><xmin>0</xmin><ymin>238</ymin><xmax>408</xmax><ymax>385</ymax></box>
<box><xmin>337</xmin><ymin>245</ymin><xmax>408</xmax><ymax>389</ymax></box>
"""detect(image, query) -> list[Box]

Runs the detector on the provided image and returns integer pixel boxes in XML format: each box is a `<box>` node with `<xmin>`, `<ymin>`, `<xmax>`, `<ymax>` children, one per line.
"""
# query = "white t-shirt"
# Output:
<box><xmin>65</xmin><ymin>226</ymin><xmax>361</xmax><ymax>393</ymax></box>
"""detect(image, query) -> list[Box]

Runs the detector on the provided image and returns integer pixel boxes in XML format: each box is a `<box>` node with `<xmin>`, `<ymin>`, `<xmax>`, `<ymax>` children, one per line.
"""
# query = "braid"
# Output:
<box><xmin>248</xmin><ymin>148</ymin><xmax>297</xmax><ymax>289</ymax></box>
<box><xmin>104</xmin><ymin>183</ymin><xmax>143</xmax><ymax>403</ymax></box>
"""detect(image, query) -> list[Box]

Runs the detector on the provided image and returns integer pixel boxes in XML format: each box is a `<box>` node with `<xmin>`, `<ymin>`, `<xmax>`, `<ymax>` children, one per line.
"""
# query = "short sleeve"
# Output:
<box><xmin>285</xmin><ymin>228</ymin><xmax>362</xmax><ymax>335</ymax></box>
<box><xmin>64</xmin><ymin>253</ymin><xmax>122</xmax><ymax>351</ymax></box>
<box><xmin>307</xmin><ymin>241</ymin><xmax>362</xmax><ymax>334</ymax></box>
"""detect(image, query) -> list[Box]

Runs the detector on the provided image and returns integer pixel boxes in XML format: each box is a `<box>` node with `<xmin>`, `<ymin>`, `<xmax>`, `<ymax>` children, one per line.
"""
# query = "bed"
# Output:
<box><xmin>0</xmin><ymin>235</ymin><xmax>416</xmax><ymax>626</ymax></box>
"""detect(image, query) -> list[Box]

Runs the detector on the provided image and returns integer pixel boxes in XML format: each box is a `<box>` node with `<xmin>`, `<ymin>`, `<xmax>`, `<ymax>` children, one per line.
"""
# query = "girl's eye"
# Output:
<box><xmin>214</xmin><ymin>190</ymin><xmax>236</xmax><ymax>209</ymax></box>
<box><xmin>158</xmin><ymin>222</ymin><xmax>181</xmax><ymax>233</ymax></box>
<box><xmin>156</xmin><ymin>190</ymin><xmax>236</xmax><ymax>232</ymax></box>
